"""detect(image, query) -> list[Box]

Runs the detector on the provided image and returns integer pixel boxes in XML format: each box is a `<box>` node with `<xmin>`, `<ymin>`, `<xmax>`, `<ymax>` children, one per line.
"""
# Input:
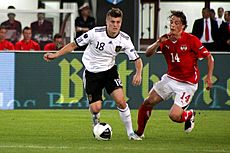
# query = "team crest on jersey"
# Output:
<box><xmin>180</xmin><ymin>45</ymin><xmax>188</xmax><ymax>51</ymax></box>
<box><xmin>115</xmin><ymin>46</ymin><xmax>122</xmax><ymax>52</ymax></box>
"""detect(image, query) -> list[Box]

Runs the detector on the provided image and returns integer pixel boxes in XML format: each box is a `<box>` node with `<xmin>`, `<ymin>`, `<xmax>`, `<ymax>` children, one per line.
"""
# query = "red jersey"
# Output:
<box><xmin>44</xmin><ymin>43</ymin><xmax>56</xmax><ymax>51</ymax></box>
<box><xmin>160</xmin><ymin>32</ymin><xmax>210</xmax><ymax>84</ymax></box>
<box><xmin>15</xmin><ymin>40</ymin><xmax>40</xmax><ymax>51</ymax></box>
<box><xmin>44</xmin><ymin>43</ymin><xmax>63</xmax><ymax>51</ymax></box>
<box><xmin>0</xmin><ymin>39</ymin><xmax>14</xmax><ymax>50</ymax></box>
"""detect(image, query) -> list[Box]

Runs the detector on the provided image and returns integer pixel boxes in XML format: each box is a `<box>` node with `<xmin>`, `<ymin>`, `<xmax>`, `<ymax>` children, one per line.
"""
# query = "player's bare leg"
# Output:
<box><xmin>111</xmin><ymin>88</ymin><xmax>142</xmax><ymax>140</ymax></box>
<box><xmin>169</xmin><ymin>104</ymin><xmax>195</xmax><ymax>133</ymax></box>
<box><xmin>89</xmin><ymin>100</ymin><xmax>102</xmax><ymax>126</ymax></box>
<box><xmin>136</xmin><ymin>89</ymin><xmax>162</xmax><ymax>137</ymax></box>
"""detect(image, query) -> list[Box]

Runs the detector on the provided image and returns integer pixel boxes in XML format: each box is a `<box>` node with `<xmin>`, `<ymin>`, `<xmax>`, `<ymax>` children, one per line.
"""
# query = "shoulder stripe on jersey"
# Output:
<box><xmin>130</xmin><ymin>57</ymin><xmax>140</xmax><ymax>62</ymax></box>
<box><xmin>120</xmin><ymin>33</ymin><xmax>129</xmax><ymax>40</ymax></box>
<box><xmin>199</xmin><ymin>46</ymin><xmax>204</xmax><ymax>50</ymax></box>
<box><xmin>95</xmin><ymin>27</ymin><xmax>106</xmax><ymax>32</ymax></box>
<box><xmin>74</xmin><ymin>38</ymin><xmax>81</xmax><ymax>48</ymax></box>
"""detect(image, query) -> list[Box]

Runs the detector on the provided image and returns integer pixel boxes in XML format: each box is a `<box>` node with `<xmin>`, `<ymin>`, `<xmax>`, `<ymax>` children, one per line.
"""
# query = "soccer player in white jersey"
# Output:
<box><xmin>44</xmin><ymin>8</ymin><xmax>143</xmax><ymax>140</ymax></box>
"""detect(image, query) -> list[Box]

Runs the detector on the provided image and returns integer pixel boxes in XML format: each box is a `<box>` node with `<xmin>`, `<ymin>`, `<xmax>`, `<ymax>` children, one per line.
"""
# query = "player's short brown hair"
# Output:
<box><xmin>0</xmin><ymin>26</ymin><xmax>7</xmax><ymax>31</ymax></box>
<box><xmin>23</xmin><ymin>26</ymin><xmax>32</xmax><ymax>33</ymax></box>
<box><xmin>106</xmin><ymin>8</ymin><xmax>123</xmax><ymax>18</ymax></box>
<box><xmin>54</xmin><ymin>33</ymin><xmax>62</xmax><ymax>40</ymax></box>
<box><xmin>170</xmin><ymin>10</ymin><xmax>188</xmax><ymax>30</ymax></box>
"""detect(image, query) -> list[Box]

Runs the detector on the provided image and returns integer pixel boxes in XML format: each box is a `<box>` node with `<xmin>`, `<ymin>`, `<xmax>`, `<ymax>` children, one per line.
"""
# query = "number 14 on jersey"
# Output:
<box><xmin>171</xmin><ymin>53</ymin><xmax>180</xmax><ymax>62</ymax></box>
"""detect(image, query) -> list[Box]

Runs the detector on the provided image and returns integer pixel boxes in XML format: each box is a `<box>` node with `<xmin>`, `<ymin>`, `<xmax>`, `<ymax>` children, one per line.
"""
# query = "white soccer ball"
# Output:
<box><xmin>93</xmin><ymin>123</ymin><xmax>112</xmax><ymax>141</ymax></box>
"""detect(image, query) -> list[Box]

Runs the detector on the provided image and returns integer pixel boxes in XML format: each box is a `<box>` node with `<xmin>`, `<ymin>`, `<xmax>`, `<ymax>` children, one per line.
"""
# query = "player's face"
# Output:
<box><xmin>202</xmin><ymin>8</ymin><xmax>210</xmax><ymax>19</ymax></box>
<box><xmin>217</xmin><ymin>8</ymin><xmax>224</xmax><ymax>18</ymax></box>
<box><xmin>7</xmin><ymin>13</ymin><xmax>15</xmax><ymax>20</ymax></box>
<box><xmin>23</xmin><ymin>29</ymin><xmax>32</xmax><ymax>40</ymax></box>
<box><xmin>169</xmin><ymin>16</ymin><xmax>184</xmax><ymax>36</ymax></box>
<box><xmin>38</xmin><ymin>13</ymin><xmax>45</xmax><ymax>20</ymax></box>
<box><xmin>81</xmin><ymin>8</ymin><xmax>91</xmax><ymax>17</ymax></box>
<box><xmin>224</xmin><ymin>11</ymin><xmax>230</xmax><ymax>22</ymax></box>
<box><xmin>0</xmin><ymin>29</ymin><xmax>7</xmax><ymax>39</ymax></box>
<box><xmin>106</xmin><ymin>16</ymin><xmax>122</xmax><ymax>37</ymax></box>
<box><xmin>55</xmin><ymin>38</ymin><xmax>63</xmax><ymax>49</ymax></box>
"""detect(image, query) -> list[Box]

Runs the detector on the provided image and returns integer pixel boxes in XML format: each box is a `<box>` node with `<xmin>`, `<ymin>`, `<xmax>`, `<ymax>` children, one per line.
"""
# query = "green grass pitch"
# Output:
<box><xmin>0</xmin><ymin>110</ymin><xmax>229</xmax><ymax>153</ymax></box>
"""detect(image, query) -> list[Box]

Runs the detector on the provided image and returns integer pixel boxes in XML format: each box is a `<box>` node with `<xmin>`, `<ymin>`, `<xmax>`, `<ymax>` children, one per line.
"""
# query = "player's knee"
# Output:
<box><xmin>143</xmin><ymin>97</ymin><xmax>157</xmax><ymax>107</ymax></box>
<box><xmin>116</xmin><ymin>101</ymin><xmax>127</xmax><ymax>109</ymax></box>
<box><xmin>90</xmin><ymin>103</ymin><xmax>102</xmax><ymax>113</ymax></box>
<box><xmin>169</xmin><ymin>112</ymin><xmax>181</xmax><ymax>122</ymax></box>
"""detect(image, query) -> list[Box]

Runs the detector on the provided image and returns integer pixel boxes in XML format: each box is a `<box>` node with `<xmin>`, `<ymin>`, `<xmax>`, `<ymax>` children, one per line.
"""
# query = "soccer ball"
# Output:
<box><xmin>93</xmin><ymin>123</ymin><xmax>112</xmax><ymax>141</ymax></box>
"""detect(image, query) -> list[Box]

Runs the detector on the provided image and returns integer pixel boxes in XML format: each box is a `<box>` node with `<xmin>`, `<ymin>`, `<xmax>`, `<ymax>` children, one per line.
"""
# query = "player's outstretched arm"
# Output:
<box><xmin>132</xmin><ymin>58</ymin><xmax>143</xmax><ymax>86</ymax></box>
<box><xmin>204</xmin><ymin>54</ymin><xmax>214</xmax><ymax>90</ymax></box>
<box><xmin>145</xmin><ymin>34</ymin><xmax>170</xmax><ymax>57</ymax></box>
<box><xmin>43</xmin><ymin>42</ymin><xmax>77</xmax><ymax>62</ymax></box>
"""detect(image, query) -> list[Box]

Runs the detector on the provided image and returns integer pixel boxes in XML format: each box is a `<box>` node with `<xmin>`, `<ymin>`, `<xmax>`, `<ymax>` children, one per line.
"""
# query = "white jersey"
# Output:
<box><xmin>74</xmin><ymin>26</ymin><xmax>139</xmax><ymax>73</ymax></box>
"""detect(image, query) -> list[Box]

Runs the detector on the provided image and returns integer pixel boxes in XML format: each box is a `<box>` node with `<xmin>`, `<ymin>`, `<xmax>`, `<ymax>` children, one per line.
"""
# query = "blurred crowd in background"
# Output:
<box><xmin>0</xmin><ymin>3</ymin><xmax>229</xmax><ymax>51</ymax></box>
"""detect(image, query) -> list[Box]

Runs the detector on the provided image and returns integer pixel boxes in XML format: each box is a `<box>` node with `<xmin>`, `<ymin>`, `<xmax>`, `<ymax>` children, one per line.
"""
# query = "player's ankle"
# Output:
<box><xmin>135</xmin><ymin>130</ymin><xmax>143</xmax><ymax>136</ymax></box>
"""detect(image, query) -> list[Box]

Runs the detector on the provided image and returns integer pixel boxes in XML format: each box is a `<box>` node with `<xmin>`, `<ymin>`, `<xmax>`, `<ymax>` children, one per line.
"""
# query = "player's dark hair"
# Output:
<box><xmin>0</xmin><ymin>26</ymin><xmax>7</xmax><ymax>31</ymax></box>
<box><xmin>227</xmin><ymin>11</ymin><xmax>230</xmax><ymax>16</ymax></box>
<box><xmin>54</xmin><ymin>33</ymin><xmax>62</xmax><ymax>40</ymax></box>
<box><xmin>202</xmin><ymin>7</ymin><xmax>210</xmax><ymax>11</ymax></box>
<box><xmin>210</xmin><ymin>9</ymin><xmax>215</xmax><ymax>14</ymax></box>
<box><xmin>106</xmin><ymin>8</ymin><xmax>123</xmax><ymax>18</ymax></box>
<box><xmin>170</xmin><ymin>10</ymin><xmax>188</xmax><ymax>30</ymax></box>
<box><xmin>23</xmin><ymin>26</ymin><xmax>32</xmax><ymax>33</ymax></box>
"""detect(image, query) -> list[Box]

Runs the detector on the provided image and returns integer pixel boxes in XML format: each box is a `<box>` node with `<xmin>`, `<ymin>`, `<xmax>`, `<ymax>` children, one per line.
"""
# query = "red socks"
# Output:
<box><xmin>137</xmin><ymin>104</ymin><xmax>153</xmax><ymax>136</ymax></box>
<box><xmin>137</xmin><ymin>105</ymin><xmax>192</xmax><ymax>135</ymax></box>
<box><xmin>178</xmin><ymin>110</ymin><xmax>193</xmax><ymax>122</ymax></box>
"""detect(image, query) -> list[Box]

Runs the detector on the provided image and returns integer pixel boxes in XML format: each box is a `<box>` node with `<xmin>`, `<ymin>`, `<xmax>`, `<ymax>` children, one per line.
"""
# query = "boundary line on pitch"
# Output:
<box><xmin>0</xmin><ymin>145</ymin><xmax>70</xmax><ymax>149</ymax></box>
<box><xmin>77</xmin><ymin>146</ymin><xmax>228</xmax><ymax>153</ymax></box>
<box><xmin>1</xmin><ymin>145</ymin><xmax>227</xmax><ymax>152</ymax></box>
<box><xmin>123</xmin><ymin>147</ymin><xmax>228</xmax><ymax>153</ymax></box>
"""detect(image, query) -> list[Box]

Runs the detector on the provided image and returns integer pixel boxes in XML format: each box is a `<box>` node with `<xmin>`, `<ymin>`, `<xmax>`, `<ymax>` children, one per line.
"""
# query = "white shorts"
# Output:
<box><xmin>153</xmin><ymin>74</ymin><xmax>198</xmax><ymax>108</ymax></box>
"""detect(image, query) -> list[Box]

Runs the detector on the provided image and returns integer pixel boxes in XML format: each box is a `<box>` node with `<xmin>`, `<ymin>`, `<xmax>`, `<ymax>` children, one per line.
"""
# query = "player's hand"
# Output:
<box><xmin>158</xmin><ymin>33</ymin><xmax>171</xmax><ymax>43</ymax></box>
<box><xmin>226</xmin><ymin>39</ymin><xmax>230</xmax><ymax>45</ymax></box>
<box><xmin>43</xmin><ymin>52</ymin><xmax>58</xmax><ymax>62</ymax></box>
<box><xmin>204</xmin><ymin>76</ymin><xmax>213</xmax><ymax>90</ymax></box>
<box><xmin>132</xmin><ymin>73</ymin><xmax>142</xmax><ymax>86</ymax></box>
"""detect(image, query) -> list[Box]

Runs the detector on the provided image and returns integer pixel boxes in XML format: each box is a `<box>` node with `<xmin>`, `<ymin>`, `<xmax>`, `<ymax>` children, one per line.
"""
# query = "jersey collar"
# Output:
<box><xmin>106</xmin><ymin>27</ymin><xmax>120</xmax><ymax>38</ymax></box>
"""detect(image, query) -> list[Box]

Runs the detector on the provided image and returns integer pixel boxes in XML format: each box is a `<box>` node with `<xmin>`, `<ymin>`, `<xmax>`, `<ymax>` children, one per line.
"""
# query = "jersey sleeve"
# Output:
<box><xmin>191</xmin><ymin>35</ymin><xmax>210</xmax><ymax>60</ymax></box>
<box><xmin>9</xmin><ymin>42</ymin><xmax>15</xmax><ymax>50</ymax></box>
<box><xmin>74</xmin><ymin>28</ymin><xmax>94</xmax><ymax>47</ymax></box>
<box><xmin>124</xmin><ymin>38</ymin><xmax>139</xmax><ymax>61</ymax></box>
<box><xmin>14</xmin><ymin>42</ymin><xmax>20</xmax><ymax>50</ymax></box>
<box><xmin>159</xmin><ymin>43</ymin><xmax>164</xmax><ymax>52</ymax></box>
<box><xmin>36</xmin><ymin>43</ymin><xmax>41</xmax><ymax>50</ymax></box>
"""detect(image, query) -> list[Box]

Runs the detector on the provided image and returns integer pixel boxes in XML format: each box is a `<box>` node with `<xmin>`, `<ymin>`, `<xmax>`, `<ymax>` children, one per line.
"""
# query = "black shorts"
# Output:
<box><xmin>84</xmin><ymin>65</ymin><xmax>123</xmax><ymax>104</ymax></box>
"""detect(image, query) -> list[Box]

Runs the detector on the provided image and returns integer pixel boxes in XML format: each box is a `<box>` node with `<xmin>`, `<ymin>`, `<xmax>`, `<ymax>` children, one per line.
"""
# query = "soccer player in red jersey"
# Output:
<box><xmin>0</xmin><ymin>26</ymin><xmax>14</xmax><ymax>50</ymax></box>
<box><xmin>44</xmin><ymin>34</ymin><xmax>64</xmax><ymax>51</ymax></box>
<box><xmin>15</xmin><ymin>27</ymin><xmax>40</xmax><ymax>51</ymax></box>
<box><xmin>135</xmin><ymin>11</ymin><xmax>214</xmax><ymax>137</ymax></box>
